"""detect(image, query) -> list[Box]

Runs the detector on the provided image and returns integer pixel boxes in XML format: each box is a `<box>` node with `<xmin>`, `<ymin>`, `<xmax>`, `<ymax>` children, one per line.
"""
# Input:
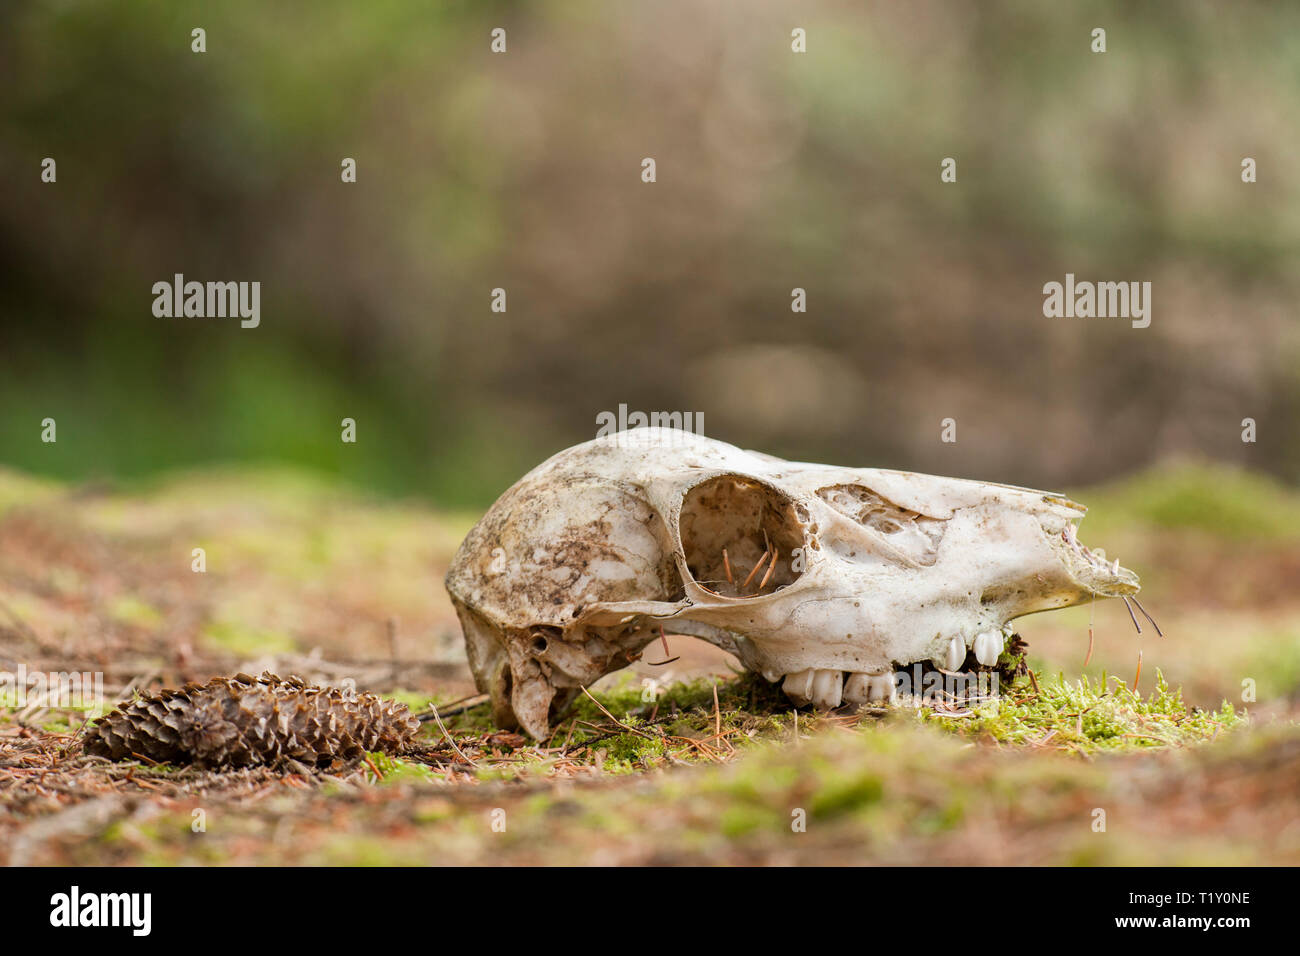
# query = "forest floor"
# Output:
<box><xmin>1</xmin><ymin>461</ymin><xmax>1298</xmax><ymax>865</ymax></box>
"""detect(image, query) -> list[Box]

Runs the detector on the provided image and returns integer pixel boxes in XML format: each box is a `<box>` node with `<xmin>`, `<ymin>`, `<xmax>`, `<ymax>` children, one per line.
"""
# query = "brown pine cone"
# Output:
<box><xmin>84</xmin><ymin>673</ymin><xmax>421</xmax><ymax>769</ymax></box>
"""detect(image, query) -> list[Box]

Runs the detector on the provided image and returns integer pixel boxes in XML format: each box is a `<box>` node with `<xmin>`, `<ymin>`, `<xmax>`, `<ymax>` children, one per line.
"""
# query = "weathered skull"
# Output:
<box><xmin>445</xmin><ymin>428</ymin><xmax>1139</xmax><ymax>739</ymax></box>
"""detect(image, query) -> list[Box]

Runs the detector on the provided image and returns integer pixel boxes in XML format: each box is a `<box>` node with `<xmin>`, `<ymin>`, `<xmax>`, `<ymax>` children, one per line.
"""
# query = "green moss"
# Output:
<box><xmin>599</xmin><ymin>731</ymin><xmax>669</xmax><ymax>772</ymax></box>
<box><xmin>923</xmin><ymin>670</ymin><xmax>1244</xmax><ymax>752</ymax></box>
<box><xmin>807</xmin><ymin>768</ymin><xmax>885</xmax><ymax>819</ymax></box>
<box><xmin>439</xmin><ymin>700</ymin><xmax>498</xmax><ymax>737</ymax></box>
<box><xmin>384</xmin><ymin>688</ymin><xmax>435</xmax><ymax>712</ymax></box>
<box><xmin>575</xmin><ymin>672</ymin><xmax>723</xmax><ymax>723</ymax></box>
<box><xmin>39</xmin><ymin>714</ymin><xmax>82</xmax><ymax>734</ymax></box>
<box><xmin>366</xmin><ymin>752</ymin><xmax>438</xmax><ymax>784</ymax></box>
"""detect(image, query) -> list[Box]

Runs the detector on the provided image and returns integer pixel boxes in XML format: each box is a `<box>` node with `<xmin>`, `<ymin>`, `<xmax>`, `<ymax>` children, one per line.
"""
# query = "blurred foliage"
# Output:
<box><xmin>1082</xmin><ymin>460</ymin><xmax>1300</xmax><ymax>541</ymax></box>
<box><xmin>1</xmin><ymin>0</ymin><xmax>1298</xmax><ymax>506</ymax></box>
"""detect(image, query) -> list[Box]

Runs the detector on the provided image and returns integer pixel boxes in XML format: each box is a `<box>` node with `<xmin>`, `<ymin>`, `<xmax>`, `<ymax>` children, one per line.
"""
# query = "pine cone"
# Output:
<box><xmin>84</xmin><ymin>673</ymin><xmax>421</xmax><ymax>769</ymax></box>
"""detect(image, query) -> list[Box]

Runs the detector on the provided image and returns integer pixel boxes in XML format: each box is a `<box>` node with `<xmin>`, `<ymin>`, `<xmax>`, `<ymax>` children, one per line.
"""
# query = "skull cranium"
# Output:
<box><xmin>445</xmin><ymin>428</ymin><xmax>1140</xmax><ymax>739</ymax></box>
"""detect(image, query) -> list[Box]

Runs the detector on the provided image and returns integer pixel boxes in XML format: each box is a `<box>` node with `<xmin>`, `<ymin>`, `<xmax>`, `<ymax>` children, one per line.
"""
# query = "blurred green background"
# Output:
<box><xmin>2</xmin><ymin>0</ymin><xmax>1297</xmax><ymax>508</ymax></box>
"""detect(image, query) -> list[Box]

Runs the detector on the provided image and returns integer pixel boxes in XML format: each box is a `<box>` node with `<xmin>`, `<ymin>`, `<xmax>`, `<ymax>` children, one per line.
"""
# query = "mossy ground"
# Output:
<box><xmin>0</xmin><ymin>461</ymin><xmax>1296</xmax><ymax>864</ymax></box>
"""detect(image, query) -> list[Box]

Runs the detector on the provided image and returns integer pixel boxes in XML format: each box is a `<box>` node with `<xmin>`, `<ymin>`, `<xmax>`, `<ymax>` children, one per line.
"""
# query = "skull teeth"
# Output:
<box><xmin>787</xmin><ymin>669</ymin><xmax>896</xmax><ymax>708</ymax></box>
<box><xmin>782</xmin><ymin>668</ymin><xmax>816</xmax><ymax>704</ymax></box>
<box><xmin>973</xmin><ymin>630</ymin><xmax>1004</xmax><ymax>667</ymax></box>
<box><xmin>783</xmin><ymin>668</ymin><xmax>845</xmax><ymax>708</ymax></box>
<box><xmin>786</xmin><ymin>649</ymin><xmax>1032</xmax><ymax>709</ymax></box>
<box><xmin>869</xmin><ymin>673</ymin><xmax>897</xmax><ymax>703</ymax></box>
<box><xmin>844</xmin><ymin>672</ymin><xmax>897</xmax><ymax>706</ymax></box>
<box><xmin>842</xmin><ymin>672</ymin><xmax>869</xmax><ymax>704</ymax></box>
<box><xmin>809</xmin><ymin>669</ymin><xmax>844</xmax><ymax>709</ymax></box>
<box><xmin>945</xmin><ymin>635</ymin><xmax>966</xmax><ymax>671</ymax></box>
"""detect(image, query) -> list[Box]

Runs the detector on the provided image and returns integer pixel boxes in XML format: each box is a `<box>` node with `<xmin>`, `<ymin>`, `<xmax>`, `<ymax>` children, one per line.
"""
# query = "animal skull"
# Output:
<box><xmin>445</xmin><ymin>428</ymin><xmax>1140</xmax><ymax>739</ymax></box>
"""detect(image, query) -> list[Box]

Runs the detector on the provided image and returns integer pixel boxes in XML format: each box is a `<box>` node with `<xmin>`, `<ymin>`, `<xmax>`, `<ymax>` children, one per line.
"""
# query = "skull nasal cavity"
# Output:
<box><xmin>816</xmin><ymin>484</ymin><xmax>945</xmax><ymax>567</ymax></box>
<box><xmin>679</xmin><ymin>475</ymin><xmax>805</xmax><ymax>597</ymax></box>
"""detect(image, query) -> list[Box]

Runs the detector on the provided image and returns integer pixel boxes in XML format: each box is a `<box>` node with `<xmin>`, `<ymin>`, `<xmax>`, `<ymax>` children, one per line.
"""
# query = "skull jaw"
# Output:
<box><xmin>459</xmin><ymin>560</ymin><xmax>1140</xmax><ymax>739</ymax></box>
<box><xmin>460</xmin><ymin>590</ymin><xmax>918</xmax><ymax>738</ymax></box>
<box><xmin>455</xmin><ymin>598</ymin><xmax>678</xmax><ymax>740</ymax></box>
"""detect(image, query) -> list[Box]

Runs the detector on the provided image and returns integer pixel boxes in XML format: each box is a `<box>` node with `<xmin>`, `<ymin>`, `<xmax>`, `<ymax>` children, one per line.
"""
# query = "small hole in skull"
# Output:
<box><xmin>679</xmin><ymin>474</ymin><xmax>806</xmax><ymax>597</ymax></box>
<box><xmin>527</xmin><ymin>626</ymin><xmax>561</xmax><ymax>655</ymax></box>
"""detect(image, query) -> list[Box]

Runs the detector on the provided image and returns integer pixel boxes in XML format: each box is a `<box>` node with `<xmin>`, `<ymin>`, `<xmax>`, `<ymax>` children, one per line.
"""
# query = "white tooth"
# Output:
<box><xmin>866</xmin><ymin>673</ymin><xmax>897</xmax><ymax>704</ymax></box>
<box><xmin>762</xmin><ymin>669</ymin><xmax>783</xmax><ymax>683</ymax></box>
<box><xmin>782</xmin><ymin>668</ymin><xmax>815</xmax><ymax>705</ymax></box>
<box><xmin>974</xmin><ymin>630</ymin><xmax>1003</xmax><ymax>666</ymax></box>
<box><xmin>1112</xmin><ymin>558</ymin><xmax>1120</xmax><ymax>574</ymax></box>
<box><xmin>843</xmin><ymin>673</ymin><xmax>871</xmax><ymax>705</ymax></box>
<box><xmin>1064</xmin><ymin>524</ymin><xmax>1076</xmax><ymax>543</ymax></box>
<box><xmin>844</xmin><ymin>672</ymin><xmax>897</xmax><ymax>706</ymax></box>
<box><xmin>945</xmin><ymin>635</ymin><xmax>966</xmax><ymax>671</ymax></box>
<box><xmin>809</xmin><ymin>669</ymin><xmax>844</xmax><ymax>709</ymax></box>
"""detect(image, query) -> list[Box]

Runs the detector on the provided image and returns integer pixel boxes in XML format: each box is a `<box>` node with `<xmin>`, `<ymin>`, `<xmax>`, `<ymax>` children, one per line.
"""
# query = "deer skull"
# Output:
<box><xmin>445</xmin><ymin>428</ymin><xmax>1139</xmax><ymax>739</ymax></box>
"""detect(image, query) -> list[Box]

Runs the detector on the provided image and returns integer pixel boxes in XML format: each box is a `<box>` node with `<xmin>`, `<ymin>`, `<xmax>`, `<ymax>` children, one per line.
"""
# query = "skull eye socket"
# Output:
<box><xmin>816</xmin><ymin>484</ymin><xmax>946</xmax><ymax>567</ymax></box>
<box><xmin>679</xmin><ymin>474</ymin><xmax>806</xmax><ymax>597</ymax></box>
